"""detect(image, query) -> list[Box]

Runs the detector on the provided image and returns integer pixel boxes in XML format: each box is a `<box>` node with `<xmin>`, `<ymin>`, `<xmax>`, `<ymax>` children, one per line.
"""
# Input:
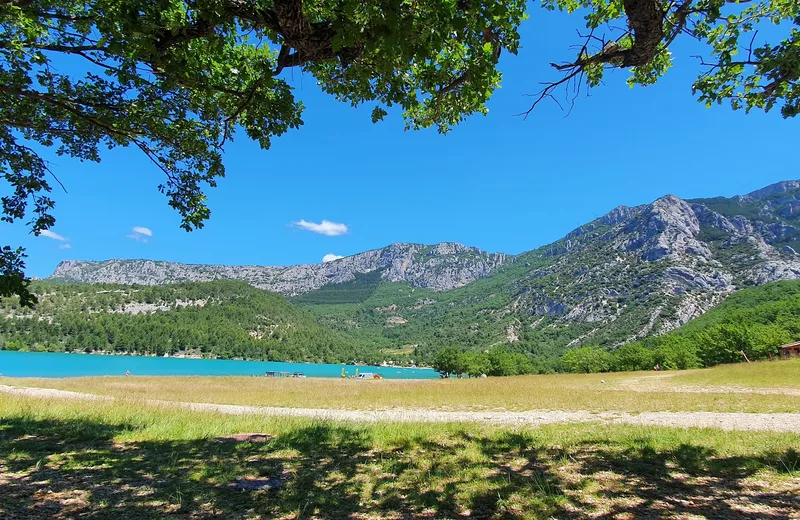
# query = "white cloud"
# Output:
<box><xmin>132</xmin><ymin>226</ymin><xmax>153</xmax><ymax>237</ymax></box>
<box><xmin>127</xmin><ymin>226</ymin><xmax>153</xmax><ymax>243</ymax></box>
<box><xmin>40</xmin><ymin>229</ymin><xmax>72</xmax><ymax>249</ymax></box>
<box><xmin>292</xmin><ymin>219</ymin><xmax>348</xmax><ymax>236</ymax></box>
<box><xmin>322</xmin><ymin>253</ymin><xmax>344</xmax><ymax>263</ymax></box>
<box><xmin>40</xmin><ymin>229</ymin><xmax>67</xmax><ymax>242</ymax></box>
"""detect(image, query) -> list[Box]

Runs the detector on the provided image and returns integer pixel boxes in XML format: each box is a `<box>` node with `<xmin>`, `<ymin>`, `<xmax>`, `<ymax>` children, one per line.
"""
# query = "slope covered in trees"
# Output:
<box><xmin>562</xmin><ymin>279</ymin><xmax>800</xmax><ymax>373</ymax></box>
<box><xmin>0</xmin><ymin>281</ymin><xmax>374</xmax><ymax>363</ymax></box>
<box><xmin>2</xmin><ymin>277</ymin><xmax>800</xmax><ymax>374</ymax></box>
<box><xmin>419</xmin><ymin>279</ymin><xmax>800</xmax><ymax>376</ymax></box>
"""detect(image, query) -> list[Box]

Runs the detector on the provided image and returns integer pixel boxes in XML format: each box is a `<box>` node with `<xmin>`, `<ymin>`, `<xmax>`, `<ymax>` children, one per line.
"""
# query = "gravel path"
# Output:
<box><xmin>3</xmin><ymin>384</ymin><xmax>800</xmax><ymax>433</ymax></box>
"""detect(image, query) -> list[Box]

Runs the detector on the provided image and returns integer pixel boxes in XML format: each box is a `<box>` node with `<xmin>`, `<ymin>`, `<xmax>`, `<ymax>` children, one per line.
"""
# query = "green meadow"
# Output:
<box><xmin>1</xmin><ymin>394</ymin><xmax>799</xmax><ymax>519</ymax></box>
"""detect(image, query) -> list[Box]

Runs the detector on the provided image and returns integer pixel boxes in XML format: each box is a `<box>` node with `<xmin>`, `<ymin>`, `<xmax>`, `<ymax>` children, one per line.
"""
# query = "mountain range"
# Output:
<box><xmin>5</xmin><ymin>179</ymin><xmax>799</xmax><ymax>365</ymax></box>
<box><xmin>52</xmin><ymin>181</ymin><xmax>800</xmax><ymax>319</ymax></box>
<box><xmin>52</xmin><ymin>242</ymin><xmax>509</xmax><ymax>293</ymax></box>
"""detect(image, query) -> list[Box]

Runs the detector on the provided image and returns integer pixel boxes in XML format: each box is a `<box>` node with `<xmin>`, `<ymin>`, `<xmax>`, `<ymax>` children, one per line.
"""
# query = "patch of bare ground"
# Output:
<box><xmin>616</xmin><ymin>373</ymin><xmax>800</xmax><ymax>397</ymax></box>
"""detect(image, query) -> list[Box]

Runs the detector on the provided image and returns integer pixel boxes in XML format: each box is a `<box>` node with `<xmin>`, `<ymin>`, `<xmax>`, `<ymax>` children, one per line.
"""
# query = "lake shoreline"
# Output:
<box><xmin>0</xmin><ymin>350</ymin><xmax>438</xmax><ymax>379</ymax></box>
<box><xmin>0</xmin><ymin>347</ymin><xmax>428</xmax><ymax>369</ymax></box>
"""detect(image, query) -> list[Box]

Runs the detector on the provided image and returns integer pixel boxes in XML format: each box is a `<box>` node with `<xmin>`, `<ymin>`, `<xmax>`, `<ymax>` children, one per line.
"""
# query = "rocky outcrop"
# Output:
<box><xmin>509</xmin><ymin>180</ymin><xmax>800</xmax><ymax>346</ymax></box>
<box><xmin>51</xmin><ymin>242</ymin><xmax>508</xmax><ymax>294</ymax></box>
<box><xmin>599</xmin><ymin>205</ymin><xmax>643</xmax><ymax>226</ymax></box>
<box><xmin>691</xmin><ymin>204</ymin><xmax>738</xmax><ymax>233</ymax></box>
<box><xmin>621</xmin><ymin>195</ymin><xmax>710</xmax><ymax>261</ymax></box>
<box><xmin>743</xmin><ymin>180</ymin><xmax>800</xmax><ymax>200</ymax></box>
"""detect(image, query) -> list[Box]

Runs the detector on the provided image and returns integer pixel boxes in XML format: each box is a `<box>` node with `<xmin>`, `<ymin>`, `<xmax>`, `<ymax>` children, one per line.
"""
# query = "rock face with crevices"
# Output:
<box><xmin>507</xmin><ymin>181</ymin><xmax>800</xmax><ymax>345</ymax></box>
<box><xmin>51</xmin><ymin>242</ymin><xmax>509</xmax><ymax>295</ymax></box>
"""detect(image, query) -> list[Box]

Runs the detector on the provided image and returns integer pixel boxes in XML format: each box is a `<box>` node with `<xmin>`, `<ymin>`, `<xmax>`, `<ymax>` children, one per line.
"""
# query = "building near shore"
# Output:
<box><xmin>778</xmin><ymin>342</ymin><xmax>800</xmax><ymax>359</ymax></box>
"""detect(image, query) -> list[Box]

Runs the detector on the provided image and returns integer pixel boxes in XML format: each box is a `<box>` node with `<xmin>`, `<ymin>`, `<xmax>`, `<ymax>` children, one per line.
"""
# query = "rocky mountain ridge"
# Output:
<box><xmin>502</xmin><ymin>181</ymin><xmax>800</xmax><ymax>346</ymax></box>
<box><xmin>52</xmin><ymin>242</ymin><xmax>509</xmax><ymax>294</ymax></box>
<box><xmin>49</xmin><ymin>180</ymin><xmax>800</xmax><ymax>351</ymax></box>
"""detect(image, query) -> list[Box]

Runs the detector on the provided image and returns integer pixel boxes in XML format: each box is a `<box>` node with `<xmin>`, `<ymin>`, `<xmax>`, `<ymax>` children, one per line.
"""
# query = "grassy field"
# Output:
<box><xmin>1</xmin><ymin>393</ymin><xmax>799</xmax><ymax>519</ymax></box>
<box><xmin>667</xmin><ymin>358</ymin><xmax>800</xmax><ymax>388</ymax></box>
<box><xmin>4</xmin><ymin>359</ymin><xmax>800</xmax><ymax>413</ymax></box>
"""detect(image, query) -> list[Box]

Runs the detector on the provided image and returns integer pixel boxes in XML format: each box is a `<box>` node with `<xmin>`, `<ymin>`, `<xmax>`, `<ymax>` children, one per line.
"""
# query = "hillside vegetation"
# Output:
<box><xmin>0</xmin><ymin>281</ymin><xmax>372</xmax><ymax>363</ymax></box>
<box><xmin>2</xmin><ymin>277</ymin><xmax>800</xmax><ymax>373</ymax></box>
<box><xmin>563</xmin><ymin>279</ymin><xmax>800</xmax><ymax>373</ymax></box>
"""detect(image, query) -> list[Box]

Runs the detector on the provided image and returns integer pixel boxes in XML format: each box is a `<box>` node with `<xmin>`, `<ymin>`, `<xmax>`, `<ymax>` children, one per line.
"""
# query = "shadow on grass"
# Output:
<box><xmin>1</xmin><ymin>417</ymin><xmax>798</xmax><ymax>519</ymax></box>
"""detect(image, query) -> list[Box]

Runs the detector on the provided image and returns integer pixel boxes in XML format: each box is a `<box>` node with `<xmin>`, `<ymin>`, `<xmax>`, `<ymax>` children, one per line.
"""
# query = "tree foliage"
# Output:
<box><xmin>533</xmin><ymin>0</ymin><xmax>800</xmax><ymax>117</ymax></box>
<box><xmin>431</xmin><ymin>346</ymin><xmax>534</xmax><ymax>377</ymax></box>
<box><xmin>1</xmin><ymin>0</ymin><xmax>526</xmax><ymax>302</ymax></box>
<box><xmin>562</xmin><ymin>345</ymin><xmax>612</xmax><ymax>373</ymax></box>
<box><xmin>0</xmin><ymin>246</ymin><xmax>36</xmax><ymax>307</ymax></box>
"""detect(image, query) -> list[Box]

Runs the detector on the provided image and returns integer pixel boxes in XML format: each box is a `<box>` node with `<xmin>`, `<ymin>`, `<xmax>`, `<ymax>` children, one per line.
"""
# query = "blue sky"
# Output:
<box><xmin>4</xmin><ymin>7</ymin><xmax>798</xmax><ymax>278</ymax></box>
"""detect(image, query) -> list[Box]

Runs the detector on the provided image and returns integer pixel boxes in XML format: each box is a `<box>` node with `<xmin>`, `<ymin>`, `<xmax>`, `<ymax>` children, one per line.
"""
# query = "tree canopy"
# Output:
<box><xmin>2</xmin><ymin>0</ymin><xmax>798</xmax><ymax>303</ymax></box>
<box><xmin>531</xmin><ymin>0</ymin><xmax>800</xmax><ymax>116</ymax></box>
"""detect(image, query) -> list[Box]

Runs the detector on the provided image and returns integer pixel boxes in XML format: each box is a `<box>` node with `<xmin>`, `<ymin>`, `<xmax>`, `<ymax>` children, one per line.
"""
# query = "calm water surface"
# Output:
<box><xmin>0</xmin><ymin>350</ymin><xmax>438</xmax><ymax>379</ymax></box>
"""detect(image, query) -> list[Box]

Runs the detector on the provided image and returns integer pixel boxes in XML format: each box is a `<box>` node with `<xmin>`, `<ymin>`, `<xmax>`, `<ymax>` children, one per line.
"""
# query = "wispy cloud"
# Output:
<box><xmin>40</xmin><ymin>229</ymin><xmax>72</xmax><ymax>249</ymax></box>
<box><xmin>132</xmin><ymin>226</ymin><xmax>153</xmax><ymax>237</ymax></box>
<box><xmin>127</xmin><ymin>226</ymin><xmax>153</xmax><ymax>242</ymax></box>
<box><xmin>292</xmin><ymin>219</ymin><xmax>349</xmax><ymax>236</ymax></box>
<box><xmin>322</xmin><ymin>253</ymin><xmax>344</xmax><ymax>263</ymax></box>
<box><xmin>40</xmin><ymin>229</ymin><xmax>67</xmax><ymax>242</ymax></box>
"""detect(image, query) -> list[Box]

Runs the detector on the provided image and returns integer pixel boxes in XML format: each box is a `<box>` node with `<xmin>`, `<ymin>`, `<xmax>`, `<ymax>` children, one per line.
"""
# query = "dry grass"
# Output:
<box><xmin>1</xmin><ymin>394</ymin><xmax>798</xmax><ymax>519</ymax></box>
<box><xmin>666</xmin><ymin>358</ymin><xmax>800</xmax><ymax>389</ymax></box>
<box><xmin>4</xmin><ymin>359</ymin><xmax>800</xmax><ymax>413</ymax></box>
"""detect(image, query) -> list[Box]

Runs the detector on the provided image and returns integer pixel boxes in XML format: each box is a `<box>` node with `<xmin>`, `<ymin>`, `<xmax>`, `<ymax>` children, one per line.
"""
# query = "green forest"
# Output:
<box><xmin>0</xmin><ymin>281</ymin><xmax>375</xmax><ymax>364</ymax></box>
<box><xmin>2</xmin><ymin>277</ymin><xmax>799</xmax><ymax>374</ymax></box>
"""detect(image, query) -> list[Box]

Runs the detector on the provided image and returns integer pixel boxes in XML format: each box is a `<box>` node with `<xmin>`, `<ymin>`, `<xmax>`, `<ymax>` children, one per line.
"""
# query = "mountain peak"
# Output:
<box><xmin>50</xmin><ymin>242</ymin><xmax>509</xmax><ymax>294</ymax></box>
<box><xmin>744</xmin><ymin>180</ymin><xmax>800</xmax><ymax>200</ymax></box>
<box><xmin>598</xmin><ymin>204</ymin><xmax>643</xmax><ymax>226</ymax></box>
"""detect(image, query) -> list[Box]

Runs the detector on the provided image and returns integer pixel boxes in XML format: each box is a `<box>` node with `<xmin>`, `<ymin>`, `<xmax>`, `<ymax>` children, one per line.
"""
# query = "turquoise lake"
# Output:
<box><xmin>0</xmin><ymin>350</ymin><xmax>439</xmax><ymax>379</ymax></box>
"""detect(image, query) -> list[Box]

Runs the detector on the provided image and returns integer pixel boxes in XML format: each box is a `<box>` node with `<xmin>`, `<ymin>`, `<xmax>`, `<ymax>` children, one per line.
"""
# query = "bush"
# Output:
<box><xmin>460</xmin><ymin>351</ymin><xmax>491</xmax><ymax>377</ymax></box>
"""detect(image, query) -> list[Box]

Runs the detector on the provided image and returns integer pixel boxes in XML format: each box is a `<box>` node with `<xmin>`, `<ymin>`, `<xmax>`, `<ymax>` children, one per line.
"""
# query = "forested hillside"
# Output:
<box><xmin>2</xmin><ymin>278</ymin><xmax>800</xmax><ymax>373</ymax></box>
<box><xmin>561</xmin><ymin>279</ymin><xmax>800</xmax><ymax>373</ymax></box>
<box><xmin>0</xmin><ymin>281</ymin><xmax>374</xmax><ymax>363</ymax></box>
